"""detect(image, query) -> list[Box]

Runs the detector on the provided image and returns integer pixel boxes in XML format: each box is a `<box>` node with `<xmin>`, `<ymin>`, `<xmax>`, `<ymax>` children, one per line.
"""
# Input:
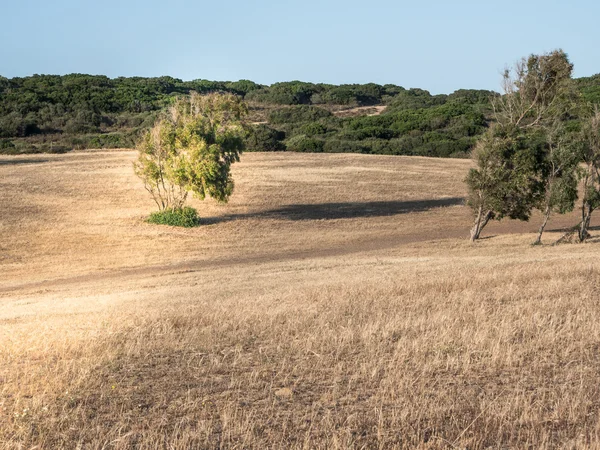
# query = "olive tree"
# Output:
<box><xmin>134</xmin><ymin>92</ymin><xmax>247</xmax><ymax>213</ymax></box>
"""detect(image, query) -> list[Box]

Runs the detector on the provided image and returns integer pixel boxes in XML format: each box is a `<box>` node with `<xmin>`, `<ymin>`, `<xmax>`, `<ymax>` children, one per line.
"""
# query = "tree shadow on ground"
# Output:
<box><xmin>202</xmin><ymin>197</ymin><xmax>465</xmax><ymax>224</ymax></box>
<box><xmin>477</xmin><ymin>235</ymin><xmax>498</xmax><ymax>240</ymax></box>
<box><xmin>547</xmin><ymin>225</ymin><xmax>600</xmax><ymax>233</ymax></box>
<box><xmin>0</xmin><ymin>159</ymin><xmax>49</xmax><ymax>166</ymax></box>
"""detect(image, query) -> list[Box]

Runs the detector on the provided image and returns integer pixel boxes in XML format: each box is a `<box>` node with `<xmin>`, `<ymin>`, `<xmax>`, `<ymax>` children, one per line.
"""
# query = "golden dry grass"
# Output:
<box><xmin>1</xmin><ymin>150</ymin><xmax>600</xmax><ymax>449</ymax></box>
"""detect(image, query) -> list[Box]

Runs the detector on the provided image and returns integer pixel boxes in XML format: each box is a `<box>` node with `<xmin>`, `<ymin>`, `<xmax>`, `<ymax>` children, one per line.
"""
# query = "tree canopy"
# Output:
<box><xmin>134</xmin><ymin>92</ymin><xmax>247</xmax><ymax>212</ymax></box>
<box><xmin>465</xmin><ymin>49</ymin><xmax>598</xmax><ymax>243</ymax></box>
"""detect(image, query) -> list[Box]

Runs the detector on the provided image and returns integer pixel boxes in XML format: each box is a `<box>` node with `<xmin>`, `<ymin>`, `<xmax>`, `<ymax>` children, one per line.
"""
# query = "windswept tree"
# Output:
<box><xmin>467</xmin><ymin>50</ymin><xmax>575</xmax><ymax>241</ymax></box>
<box><xmin>134</xmin><ymin>92</ymin><xmax>247</xmax><ymax>216</ymax></box>
<box><xmin>532</xmin><ymin>122</ymin><xmax>581</xmax><ymax>244</ymax></box>
<box><xmin>493</xmin><ymin>50</ymin><xmax>574</xmax><ymax>129</ymax></box>
<box><xmin>578</xmin><ymin>110</ymin><xmax>600</xmax><ymax>242</ymax></box>
<box><xmin>467</xmin><ymin>125</ymin><xmax>546</xmax><ymax>241</ymax></box>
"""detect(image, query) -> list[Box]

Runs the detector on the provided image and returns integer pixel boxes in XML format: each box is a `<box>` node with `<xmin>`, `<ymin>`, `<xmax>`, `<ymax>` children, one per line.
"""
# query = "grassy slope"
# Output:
<box><xmin>1</xmin><ymin>151</ymin><xmax>600</xmax><ymax>448</ymax></box>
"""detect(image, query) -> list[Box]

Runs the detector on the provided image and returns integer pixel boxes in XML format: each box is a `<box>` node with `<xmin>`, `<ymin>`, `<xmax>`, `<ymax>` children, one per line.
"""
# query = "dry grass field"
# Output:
<box><xmin>1</xmin><ymin>150</ymin><xmax>600</xmax><ymax>449</ymax></box>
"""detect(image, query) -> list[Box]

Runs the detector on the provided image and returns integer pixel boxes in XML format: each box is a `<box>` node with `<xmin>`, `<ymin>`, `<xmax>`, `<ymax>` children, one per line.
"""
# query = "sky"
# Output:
<box><xmin>1</xmin><ymin>0</ymin><xmax>598</xmax><ymax>94</ymax></box>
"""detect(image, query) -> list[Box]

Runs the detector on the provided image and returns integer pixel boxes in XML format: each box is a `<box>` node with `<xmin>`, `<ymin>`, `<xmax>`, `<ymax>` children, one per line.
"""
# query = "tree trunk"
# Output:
<box><xmin>579</xmin><ymin>201</ymin><xmax>593</xmax><ymax>242</ymax></box>
<box><xmin>533</xmin><ymin>205</ymin><xmax>551</xmax><ymax>245</ymax></box>
<box><xmin>470</xmin><ymin>208</ymin><xmax>493</xmax><ymax>242</ymax></box>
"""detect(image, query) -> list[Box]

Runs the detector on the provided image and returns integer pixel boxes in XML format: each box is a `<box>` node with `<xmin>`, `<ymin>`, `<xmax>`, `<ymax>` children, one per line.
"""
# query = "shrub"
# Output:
<box><xmin>447</xmin><ymin>89</ymin><xmax>497</xmax><ymax>105</ymax></box>
<box><xmin>6</xmin><ymin>141</ymin><xmax>40</xmax><ymax>154</ymax></box>
<box><xmin>0</xmin><ymin>139</ymin><xmax>15</xmax><ymax>151</ymax></box>
<box><xmin>245</xmin><ymin>124</ymin><xmax>286</xmax><ymax>151</ymax></box>
<box><xmin>225</xmin><ymin>80</ymin><xmax>263</xmax><ymax>97</ymax></box>
<box><xmin>318</xmin><ymin>83</ymin><xmax>384</xmax><ymax>106</ymax></box>
<box><xmin>147</xmin><ymin>207</ymin><xmax>201</xmax><ymax>227</ymax></box>
<box><xmin>88</xmin><ymin>132</ymin><xmax>135</xmax><ymax>149</ymax></box>
<box><xmin>245</xmin><ymin>81</ymin><xmax>321</xmax><ymax>105</ymax></box>
<box><xmin>323</xmin><ymin>139</ymin><xmax>371</xmax><ymax>153</ymax></box>
<box><xmin>300</xmin><ymin>122</ymin><xmax>328</xmax><ymax>136</ymax></box>
<box><xmin>69</xmin><ymin>136</ymin><xmax>88</xmax><ymax>150</ymax></box>
<box><xmin>385</xmin><ymin>88</ymin><xmax>448</xmax><ymax>112</ymax></box>
<box><xmin>338</xmin><ymin>126</ymin><xmax>397</xmax><ymax>141</ymax></box>
<box><xmin>0</xmin><ymin>112</ymin><xmax>39</xmax><ymax>137</ymax></box>
<box><xmin>285</xmin><ymin>135</ymin><xmax>325</xmax><ymax>152</ymax></box>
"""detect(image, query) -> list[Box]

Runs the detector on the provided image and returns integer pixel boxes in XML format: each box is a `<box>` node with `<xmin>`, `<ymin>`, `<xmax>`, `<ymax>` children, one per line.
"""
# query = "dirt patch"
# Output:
<box><xmin>332</xmin><ymin>105</ymin><xmax>387</xmax><ymax>118</ymax></box>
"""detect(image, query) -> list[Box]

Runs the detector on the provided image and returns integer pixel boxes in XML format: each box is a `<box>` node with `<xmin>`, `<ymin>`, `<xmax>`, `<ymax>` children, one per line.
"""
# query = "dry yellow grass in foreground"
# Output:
<box><xmin>1</xmin><ymin>151</ymin><xmax>600</xmax><ymax>449</ymax></box>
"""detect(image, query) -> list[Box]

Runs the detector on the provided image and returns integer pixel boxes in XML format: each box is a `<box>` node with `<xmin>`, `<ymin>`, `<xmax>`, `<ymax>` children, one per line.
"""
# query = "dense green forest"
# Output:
<box><xmin>1</xmin><ymin>73</ymin><xmax>599</xmax><ymax>156</ymax></box>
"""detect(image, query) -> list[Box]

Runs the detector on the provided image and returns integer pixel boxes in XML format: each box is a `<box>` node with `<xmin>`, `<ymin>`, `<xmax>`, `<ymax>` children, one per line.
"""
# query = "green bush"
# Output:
<box><xmin>323</xmin><ymin>139</ymin><xmax>370</xmax><ymax>153</ymax></box>
<box><xmin>385</xmin><ymin>88</ymin><xmax>447</xmax><ymax>112</ymax></box>
<box><xmin>574</xmin><ymin>74</ymin><xmax>600</xmax><ymax>105</ymax></box>
<box><xmin>299</xmin><ymin>122</ymin><xmax>326</xmax><ymax>136</ymax></box>
<box><xmin>1</xmin><ymin>141</ymin><xmax>40</xmax><ymax>154</ymax></box>
<box><xmin>147</xmin><ymin>207</ymin><xmax>201</xmax><ymax>227</ymax></box>
<box><xmin>0</xmin><ymin>139</ymin><xmax>15</xmax><ymax>150</ymax></box>
<box><xmin>245</xmin><ymin>81</ymin><xmax>322</xmax><ymax>105</ymax></box>
<box><xmin>285</xmin><ymin>134</ymin><xmax>325</xmax><ymax>152</ymax></box>
<box><xmin>338</xmin><ymin>126</ymin><xmax>397</xmax><ymax>141</ymax></box>
<box><xmin>225</xmin><ymin>80</ymin><xmax>263</xmax><ymax>96</ymax></box>
<box><xmin>447</xmin><ymin>89</ymin><xmax>497</xmax><ymax>105</ymax></box>
<box><xmin>317</xmin><ymin>83</ymin><xmax>385</xmax><ymax>106</ymax></box>
<box><xmin>245</xmin><ymin>124</ymin><xmax>286</xmax><ymax>151</ymax></box>
<box><xmin>69</xmin><ymin>136</ymin><xmax>87</xmax><ymax>150</ymax></box>
<box><xmin>88</xmin><ymin>132</ymin><xmax>136</xmax><ymax>149</ymax></box>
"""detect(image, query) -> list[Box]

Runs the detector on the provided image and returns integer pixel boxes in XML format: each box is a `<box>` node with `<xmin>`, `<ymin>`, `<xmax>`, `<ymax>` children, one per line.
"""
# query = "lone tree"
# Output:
<box><xmin>467</xmin><ymin>50</ymin><xmax>575</xmax><ymax>241</ymax></box>
<box><xmin>135</xmin><ymin>92</ymin><xmax>247</xmax><ymax>216</ymax></box>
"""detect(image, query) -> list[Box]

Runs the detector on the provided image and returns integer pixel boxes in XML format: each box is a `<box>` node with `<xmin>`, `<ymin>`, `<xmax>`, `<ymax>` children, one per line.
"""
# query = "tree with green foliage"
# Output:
<box><xmin>245</xmin><ymin>124</ymin><xmax>286</xmax><ymax>151</ymax></box>
<box><xmin>466</xmin><ymin>125</ymin><xmax>546</xmax><ymax>241</ymax></box>
<box><xmin>285</xmin><ymin>134</ymin><xmax>325</xmax><ymax>152</ymax></box>
<box><xmin>225</xmin><ymin>80</ymin><xmax>263</xmax><ymax>96</ymax></box>
<box><xmin>385</xmin><ymin>88</ymin><xmax>448</xmax><ymax>112</ymax></box>
<box><xmin>578</xmin><ymin>110</ymin><xmax>600</xmax><ymax>242</ymax></box>
<box><xmin>575</xmin><ymin>74</ymin><xmax>600</xmax><ymax>105</ymax></box>
<box><xmin>493</xmin><ymin>50</ymin><xmax>574</xmax><ymax>129</ymax></box>
<box><xmin>134</xmin><ymin>92</ymin><xmax>247</xmax><ymax>216</ymax></box>
<box><xmin>467</xmin><ymin>50</ymin><xmax>576</xmax><ymax>241</ymax></box>
<box><xmin>532</xmin><ymin>122</ymin><xmax>582</xmax><ymax>244</ymax></box>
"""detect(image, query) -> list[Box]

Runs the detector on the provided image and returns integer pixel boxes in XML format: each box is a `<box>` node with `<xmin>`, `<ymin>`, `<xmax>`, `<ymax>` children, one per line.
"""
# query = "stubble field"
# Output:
<box><xmin>1</xmin><ymin>150</ymin><xmax>600</xmax><ymax>449</ymax></box>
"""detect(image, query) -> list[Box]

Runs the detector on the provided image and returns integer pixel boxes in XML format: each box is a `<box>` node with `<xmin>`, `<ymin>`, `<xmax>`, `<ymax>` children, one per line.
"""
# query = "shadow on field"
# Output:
<box><xmin>0</xmin><ymin>158</ymin><xmax>49</xmax><ymax>166</ymax></box>
<box><xmin>547</xmin><ymin>225</ymin><xmax>600</xmax><ymax>233</ymax></box>
<box><xmin>203</xmin><ymin>197</ymin><xmax>464</xmax><ymax>224</ymax></box>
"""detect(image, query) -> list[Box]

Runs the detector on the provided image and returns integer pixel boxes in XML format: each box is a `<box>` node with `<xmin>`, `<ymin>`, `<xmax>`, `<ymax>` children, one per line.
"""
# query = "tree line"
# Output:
<box><xmin>0</xmin><ymin>75</ymin><xmax>260</xmax><ymax>153</ymax></box>
<box><xmin>2</xmin><ymin>72</ymin><xmax>599</xmax><ymax>157</ymax></box>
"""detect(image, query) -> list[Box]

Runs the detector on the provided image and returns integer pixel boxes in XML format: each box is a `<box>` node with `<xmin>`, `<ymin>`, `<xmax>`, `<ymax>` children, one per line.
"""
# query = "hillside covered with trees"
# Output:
<box><xmin>1</xmin><ymin>74</ymin><xmax>599</xmax><ymax>156</ymax></box>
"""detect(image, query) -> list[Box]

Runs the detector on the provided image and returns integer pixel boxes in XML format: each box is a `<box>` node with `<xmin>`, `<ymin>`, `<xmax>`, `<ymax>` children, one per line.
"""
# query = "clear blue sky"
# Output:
<box><xmin>1</xmin><ymin>0</ymin><xmax>598</xmax><ymax>94</ymax></box>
